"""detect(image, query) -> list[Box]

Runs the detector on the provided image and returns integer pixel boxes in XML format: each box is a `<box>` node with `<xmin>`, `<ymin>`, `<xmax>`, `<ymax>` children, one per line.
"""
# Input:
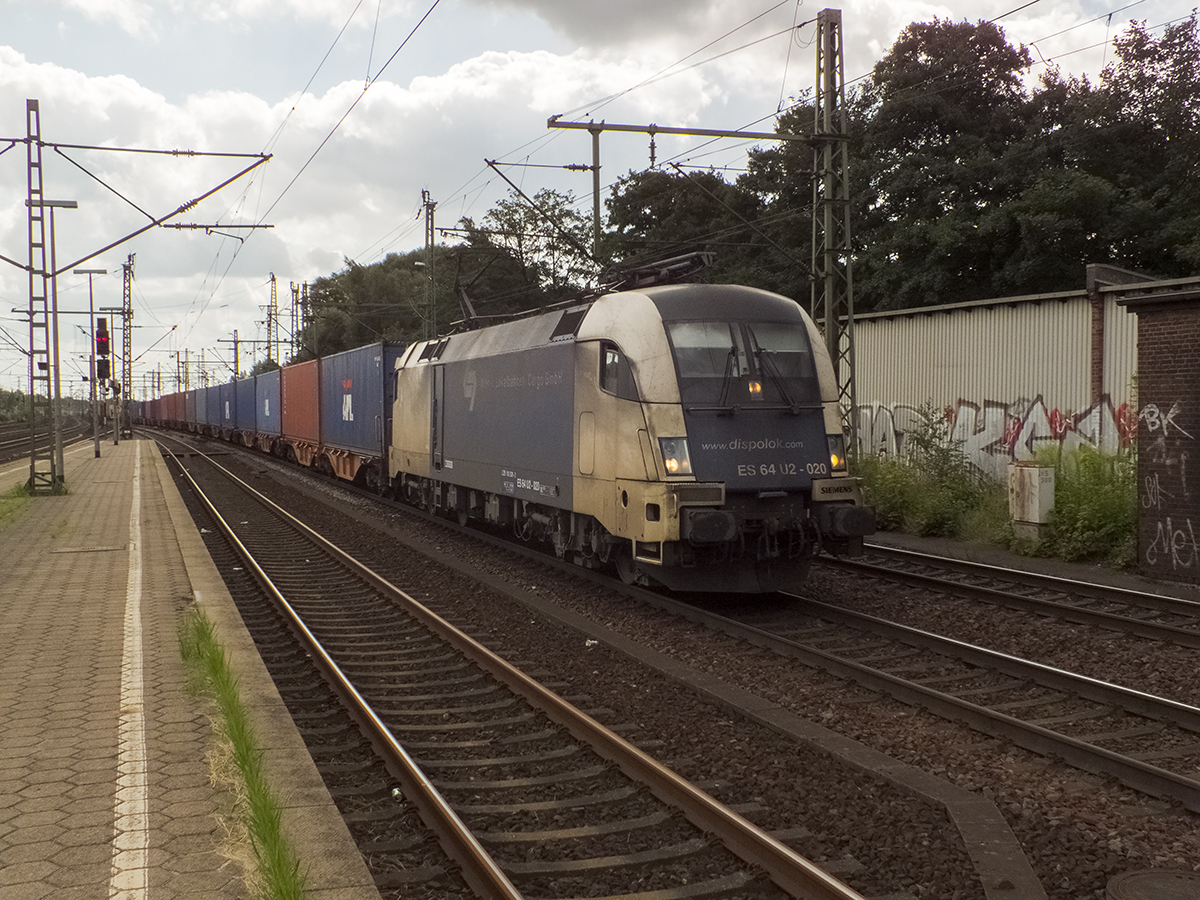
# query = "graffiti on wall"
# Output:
<box><xmin>855</xmin><ymin>394</ymin><xmax>1137</xmax><ymax>481</ymax></box>
<box><xmin>1139</xmin><ymin>400</ymin><xmax>1196</xmax><ymax>573</ymax></box>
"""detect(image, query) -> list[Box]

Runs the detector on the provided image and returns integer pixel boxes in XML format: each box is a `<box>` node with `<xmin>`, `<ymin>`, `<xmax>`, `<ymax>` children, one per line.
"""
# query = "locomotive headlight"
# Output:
<box><xmin>827</xmin><ymin>434</ymin><xmax>848</xmax><ymax>472</ymax></box>
<box><xmin>659</xmin><ymin>438</ymin><xmax>693</xmax><ymax>475</ymax></box>
<box><xmin>747</xmin><ymin>380</ymin><xmax>762</xmax><ymax>398</ymax></box>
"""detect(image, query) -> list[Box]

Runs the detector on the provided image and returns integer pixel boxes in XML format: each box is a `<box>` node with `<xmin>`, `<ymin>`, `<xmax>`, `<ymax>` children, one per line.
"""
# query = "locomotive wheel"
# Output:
<box><xmin>615</xmin><ymin>544</ymin><xmax>638</xmax><ymax>585</ymax></box>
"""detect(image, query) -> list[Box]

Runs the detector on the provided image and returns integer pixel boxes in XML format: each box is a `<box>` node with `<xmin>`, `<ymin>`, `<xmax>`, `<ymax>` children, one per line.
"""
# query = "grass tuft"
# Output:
<box><xmin>179</xmin><ymin>605</ymin><xmax>307</xmax><ymax>900</ymax></box>
<box><xmin>0</xmin><ymin>484</ymin><xmax>30</xmax><ymax>530</ymax></box>
<box><xmin>1036</xmin><ymin>446</ymin><xmax>1137</xmax><ymax>567</ymax></box>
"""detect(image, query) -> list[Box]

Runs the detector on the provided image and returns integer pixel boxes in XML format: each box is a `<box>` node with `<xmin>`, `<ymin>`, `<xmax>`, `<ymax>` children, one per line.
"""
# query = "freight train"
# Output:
<box><xmin>140</xmin><ymin>283</ymin><xmax>875</xmax><ymax>592</ymax></box>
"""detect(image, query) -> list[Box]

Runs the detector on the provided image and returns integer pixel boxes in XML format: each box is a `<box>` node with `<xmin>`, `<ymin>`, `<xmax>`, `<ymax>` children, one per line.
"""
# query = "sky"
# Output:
<box><xmin>0</xmin><ymin>0</ymin><xmax>1189</xmax><ymax>395</ymax></box>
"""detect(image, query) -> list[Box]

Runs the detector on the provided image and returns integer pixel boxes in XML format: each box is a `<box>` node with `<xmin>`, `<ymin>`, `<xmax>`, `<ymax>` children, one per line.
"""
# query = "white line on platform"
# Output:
<box><xmin>110</xmin><ymin>442</ymin><xmax>148</xmax><ymax>900</ymax></box>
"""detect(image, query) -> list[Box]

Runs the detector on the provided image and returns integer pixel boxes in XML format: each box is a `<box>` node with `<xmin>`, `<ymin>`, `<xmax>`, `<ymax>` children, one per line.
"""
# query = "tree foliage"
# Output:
<box><xmin>465</xmin><ymin>188</ymin><xmax>594</xmax><ymax>298</ymax></box>
<box><xmin>293</xmin><ymin>14</ymin><xmax>1199</xmax><ymax>343</ymax></box>
<box><xmin>604</xmin><ymin>166</ymin><xmax>811</xmax><ymax>298</ymax></box>
<box><xmin>0</xmin><ymin>387</ymin><xmax>30</xmax><ymax>423</ymax></box>
<box><xmin>741</xmin><ymin>13</ymin><xmax>1199</xmax><ymax>311</ymax></box>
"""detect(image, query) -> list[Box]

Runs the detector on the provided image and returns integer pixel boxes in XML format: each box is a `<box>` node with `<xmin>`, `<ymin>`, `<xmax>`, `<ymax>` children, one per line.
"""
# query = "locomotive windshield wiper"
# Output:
<box><xmin>755</xmin><ymin>347</ymin><xmax>804</xmax><ymax>414</ymax></box>
<box><xmin>716</xmin><ymin>345</ymin><xmax>739</xmax><ymax>415</ymax></box>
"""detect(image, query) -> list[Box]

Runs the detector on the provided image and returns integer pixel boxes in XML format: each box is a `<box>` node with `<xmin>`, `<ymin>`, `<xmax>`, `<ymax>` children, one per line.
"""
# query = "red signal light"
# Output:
<box><xmin>96</xmin><ymin>318</ymin><xmax>110</xmax><ymax>358</ymax></box>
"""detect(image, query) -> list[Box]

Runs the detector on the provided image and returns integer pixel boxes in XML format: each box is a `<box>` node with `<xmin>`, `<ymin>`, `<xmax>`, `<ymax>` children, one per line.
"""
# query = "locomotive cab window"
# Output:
<box><xmin>666</xmin><ymin>320</ymin><xmax>819</xmax><ymax>407</ymax></box>
<box><xmin>599</xmin><ymin>341</ymin><xmax>640</xmax><ymax>401</ymax></box>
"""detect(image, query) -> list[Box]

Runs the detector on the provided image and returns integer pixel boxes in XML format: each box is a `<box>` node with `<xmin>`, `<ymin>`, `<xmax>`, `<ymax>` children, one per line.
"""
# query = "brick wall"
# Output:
<box><xmin>1125</xmin><ymin>296</ymin><xmax>1200</xmax><ymax>583</ymax></box>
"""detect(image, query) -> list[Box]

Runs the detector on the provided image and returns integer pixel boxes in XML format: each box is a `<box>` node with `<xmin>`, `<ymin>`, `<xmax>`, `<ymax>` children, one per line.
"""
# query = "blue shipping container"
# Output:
<box><xmin>205</xmin><ymin>384</ymin><xmax>222</xmax><ymax>428</ymax></box>
<box><xmin>235</xmin><ymin>377</ymin><xmax>256</xmax><ymax>433</ymax></box>
<box><xmin>319</xmin><ymin>342</ymin><xmax>406</xmax><ymax>458</ymax></box>
<box><xmin>256</xmin><ymin>368</ymin><xmax>282</xmax><ymax>437</ymax></box>
<box><xmin>218</xmin><ymin>381</ymin><xmax>238</xmax><ymax>432</ymax></box>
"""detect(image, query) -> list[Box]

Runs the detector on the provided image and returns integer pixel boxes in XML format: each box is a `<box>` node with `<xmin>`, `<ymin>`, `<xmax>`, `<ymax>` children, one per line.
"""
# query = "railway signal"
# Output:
<box><xmin>96</xmin><ymin>318</ymin><xmax>110</xmax><ymax>381</ymax></box>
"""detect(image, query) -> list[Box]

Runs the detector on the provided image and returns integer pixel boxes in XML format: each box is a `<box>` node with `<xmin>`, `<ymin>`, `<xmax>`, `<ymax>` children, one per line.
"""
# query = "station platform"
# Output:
<box><xmin>0</xmin><ymin>437</ymin><xmax>380</xmax><ymax>900</ymax></box>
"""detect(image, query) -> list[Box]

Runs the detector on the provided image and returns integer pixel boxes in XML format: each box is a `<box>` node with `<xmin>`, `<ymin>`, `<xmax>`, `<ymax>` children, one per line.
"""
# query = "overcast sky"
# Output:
<box><xmin>0</xmin><ymin>0</ymin><xmax>1187</xmax><ymax>394</ymax></box>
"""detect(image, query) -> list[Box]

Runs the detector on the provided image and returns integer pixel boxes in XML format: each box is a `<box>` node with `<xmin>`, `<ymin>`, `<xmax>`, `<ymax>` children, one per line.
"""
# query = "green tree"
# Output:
<box><xmin>853</xmin><ymin>18</ymin><xmax>1035</xmax><ymax>309</ymax></box>
<box><xmin>738</xmin><ymin>94</ymin><xmax>876</xmax><ymax>301</ymax></box>
<box><xmin>466</xmin><ymin>188</ymin><xmax>594</xmax><ymax>299</ymax></box>
<box><xmin>0</xmin><ymin>387</ymin><xmax>30</xmax><ymax>423</ymax></box>
<box><xmin>248</xmin><ymin>358</ymin><xmax>280</xmax><ymax>378</ymax></box>
<box><xmin>296</xmin><ymin>250</ymin><xmax>444</xmax><ymax>359</ymax></box>
<box><xmin>604</xmin><ymin>168</ymin><xmax>798</xmax><ymax>292</ymax></box>
<box><xmin>1050</xmin><ymin>15</ymin><xmax>1200</xmax><ymax>275</ymax></box>
<box><xmin>292</xmin><ymin>189</ymin><xmax>594</xmax><ymax>360</ymax></box>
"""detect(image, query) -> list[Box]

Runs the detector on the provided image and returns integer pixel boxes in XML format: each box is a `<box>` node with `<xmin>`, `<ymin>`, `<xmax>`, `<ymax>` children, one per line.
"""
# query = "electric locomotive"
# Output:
<box><xmin>389</xmin><ymin>283</ymin><xmax>874</xmax><ymax>592</ymax></box>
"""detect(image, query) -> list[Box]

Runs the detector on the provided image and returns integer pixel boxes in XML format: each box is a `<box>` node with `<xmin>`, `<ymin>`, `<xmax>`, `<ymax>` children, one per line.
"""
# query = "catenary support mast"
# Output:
<box><xmin>811</xmin><ymin>7</ymin><xmax>857</xmax><ymax>453</ymax></box>
<box><xmin>120</xmin><ymin>253</ymin><xmax>134</xmax><ymax>438</ymax></box>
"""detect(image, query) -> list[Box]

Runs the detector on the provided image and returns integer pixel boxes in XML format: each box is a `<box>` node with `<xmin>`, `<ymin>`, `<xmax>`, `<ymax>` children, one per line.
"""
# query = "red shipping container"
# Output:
<box><xmin>281</xmin><ymin>359</ymin><xmax>320</xmax><ymax>445</ymax></box>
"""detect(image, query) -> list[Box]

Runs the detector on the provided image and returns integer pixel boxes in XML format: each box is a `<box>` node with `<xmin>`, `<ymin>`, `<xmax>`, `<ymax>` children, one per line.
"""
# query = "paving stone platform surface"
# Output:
<box><xmin>0</xmin><ymin>438</ymin><xmax>380</xmax><ymax>900</ymax></box>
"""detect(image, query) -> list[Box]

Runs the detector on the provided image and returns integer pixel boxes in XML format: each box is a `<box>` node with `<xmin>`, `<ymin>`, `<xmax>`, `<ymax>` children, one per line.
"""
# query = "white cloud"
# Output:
<box><xmin>61</xmin><ymin>0</ymin><xmax>156</xmax><ymax>37</ymax></box>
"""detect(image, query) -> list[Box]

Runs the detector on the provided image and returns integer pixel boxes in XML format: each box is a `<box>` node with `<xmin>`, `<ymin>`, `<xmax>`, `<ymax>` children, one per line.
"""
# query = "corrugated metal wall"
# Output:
<box><xmin>1104</xmin><ymin>300</ymin><xmax>1138</xmax><ymax>407</ymax></box>
<box><xmin>854</xmin><ymin>294</ymin><xmax>1134</xmax><ymax>413</ymax></box>
<box><xmin>850</xmin><ymin>293</ymin><xmax>1139</xmax><ymax>477</ymax></box>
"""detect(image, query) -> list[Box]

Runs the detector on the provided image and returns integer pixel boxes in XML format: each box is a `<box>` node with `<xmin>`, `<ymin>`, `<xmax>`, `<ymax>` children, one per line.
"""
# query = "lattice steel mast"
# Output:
<box><xmin>24</xmin><ymin>100</ymin><xmax>57</xmax><ymax>492</ymax></box>
<box><xmin>120</xmin><ymin>253</ymin><xmax>134</xmax><ymax>437</ymax></box>
<box><xmin>811</xmin><ymin>7</ymin><xmax>857</xmax><ymax>453</ymax></box>
<box><xmin>267</xmin><ymin>272</ymin><xmax>278</xmax><ymax>363</ymax></box>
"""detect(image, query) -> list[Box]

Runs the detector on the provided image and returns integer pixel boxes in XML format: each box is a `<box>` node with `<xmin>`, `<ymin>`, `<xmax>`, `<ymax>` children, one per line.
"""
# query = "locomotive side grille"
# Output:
<box><xmin>670</xmin><ymin>483</ymin><xmax>725</xmax><ymax>506</ymax></box>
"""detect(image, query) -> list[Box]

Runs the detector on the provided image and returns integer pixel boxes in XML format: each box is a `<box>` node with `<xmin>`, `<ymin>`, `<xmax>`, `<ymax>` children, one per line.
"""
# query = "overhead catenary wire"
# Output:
<box><xmin>560</xmin><ymin>0</ymin><xmax>803</xmax><ymax>120</ymax></box>
<box><xmin>255</xmin><ymin>0</ymin><xmax>444</xmax><ymax>228</ymax></box>
<box><xmin>171</xmin><ymin>0</ymin><xmax>445</xmax><ymax>348</ymax></box>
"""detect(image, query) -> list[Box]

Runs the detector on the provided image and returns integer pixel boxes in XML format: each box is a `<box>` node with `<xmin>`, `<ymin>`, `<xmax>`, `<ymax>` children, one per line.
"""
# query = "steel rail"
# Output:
<box><xmin>788</xmin><ymin>600</ymin><xmax>1200</xmax><ymax>813</ymax></box>
<box><xmin>161</xmin><ymin>442</ymin><xmax>524</xmax><ymax>900</ymax></box>
<box><xmin>823</xmin><ymin>548</ymin><xmax>1200</xmax><ymax>649</ymax></box>
<box><xmin>792</xmin><ymin>598</ymin><xmax>1200</xmax><ymax>732</ymax></box>
<box><xmin>863</xmin><ymin>543</ymin><xmax>1200</xmax><ymax>613</ymax></box>
<box><xmin>163</xmin><ymin>436</ymin><xmax>867</xmax><ymax>900</ymax></box>
<box><xmin>621</xmin><ymin>580</ymin><xmax>1200</xmax><ymax>813</ymax></box>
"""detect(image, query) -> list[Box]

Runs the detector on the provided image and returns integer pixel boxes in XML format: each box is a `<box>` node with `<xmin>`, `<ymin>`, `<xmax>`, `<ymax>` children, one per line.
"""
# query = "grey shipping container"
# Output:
<box><xmin>205</xmin><ymin>385</ymin><xmax>222</xmax><ymax>429</ymax></box>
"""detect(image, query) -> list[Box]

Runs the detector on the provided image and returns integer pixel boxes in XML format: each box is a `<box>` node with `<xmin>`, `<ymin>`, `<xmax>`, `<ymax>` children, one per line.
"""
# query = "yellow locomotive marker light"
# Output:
<box><xmin>827</xmin><ymin>434</ymin><xmax>848</xmax><ymax>472</ymax></box>
<box><xmin>747</xmin><ymin>380</ymin><xmax>762</xmax><ymax>398</ymax></box>
<box><xmin>659</xmin><ymin>438</ymin><xmax>693</xmax><ymax>475</ymax></box>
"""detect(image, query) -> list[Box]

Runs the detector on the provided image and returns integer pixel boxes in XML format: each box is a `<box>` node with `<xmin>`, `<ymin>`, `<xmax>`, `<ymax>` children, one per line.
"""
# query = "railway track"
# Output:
<box><xmin>0</xmin><ymin>421</ymin><xmax>90</xmax><ymax>466</ymax></box>
<box><xmin>822</xmin><ymin>544</ymin><xmax>1200</xmax><ymax>649</ymax></box>
<box><xmin>162</xmin><ymin>431</ymin><xmax>1200</xmax><ymax>815</ymax></box>
<box><xmin>160</xmin><ymin>435</ymin><xmax>867</xmax><ymax>900</ymax></box>
<box><xmin>704</xmin><ymin>595</ymin><xmax>1200</xmax><ymax>813</ymax></box>
<box><xmin>349</xmin><ymin>498</ymin><xmax>1200</xmax><ymax>815</ymax></box>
